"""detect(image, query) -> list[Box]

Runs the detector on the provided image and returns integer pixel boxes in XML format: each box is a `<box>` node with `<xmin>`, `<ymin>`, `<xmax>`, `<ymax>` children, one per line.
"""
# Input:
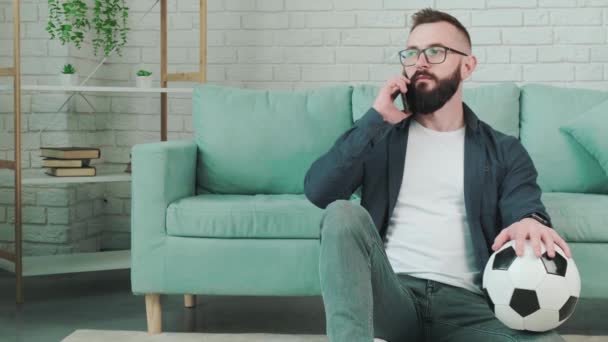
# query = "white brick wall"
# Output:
<box><xmin>1</xmin><ymin>0</ymin><xmax>608</xmax><ymax>255</ymax></box>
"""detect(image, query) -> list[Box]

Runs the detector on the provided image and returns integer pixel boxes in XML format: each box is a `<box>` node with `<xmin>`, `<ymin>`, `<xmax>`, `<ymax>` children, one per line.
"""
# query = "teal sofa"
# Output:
<box><xmin>131</xmin><ymin>83</ymin><xmax>608</xmax><ymax>333</ymax></box>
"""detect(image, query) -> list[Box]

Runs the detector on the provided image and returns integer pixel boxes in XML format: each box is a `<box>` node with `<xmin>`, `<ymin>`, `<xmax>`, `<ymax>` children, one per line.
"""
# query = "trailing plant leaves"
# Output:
<box><xmin>46</xmin><ymin>0</ymin><xmax>129</xmax><ymax>56</ymax></box>
<box><xmin>46</xmin><ymin>0</ymin><xmax>90</xmax><ymax>48</ymax></box>
<box><xmin>93</xmin><ymin>0</ymin><xmax>129</xmax><ymax>56</ymax></box>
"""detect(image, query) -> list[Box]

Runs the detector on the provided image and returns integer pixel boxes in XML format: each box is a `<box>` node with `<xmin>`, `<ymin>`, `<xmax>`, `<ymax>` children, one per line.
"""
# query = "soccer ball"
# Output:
<box><xmin>482</xmin><ymin>240</ymin><xmax>580</xmax><ymax>332</ymax></box>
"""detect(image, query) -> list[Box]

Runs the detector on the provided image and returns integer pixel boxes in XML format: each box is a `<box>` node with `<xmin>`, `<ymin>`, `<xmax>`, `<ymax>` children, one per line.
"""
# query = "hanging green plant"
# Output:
<box><xmin>46</xmin><ymin>0</ymin><xmax>90</xmax><ymax>49</ymax></box>
<box><xmin>92</xmin><ymin>0</ymin><xmax>130</xmax><ymax>57</ymax></box>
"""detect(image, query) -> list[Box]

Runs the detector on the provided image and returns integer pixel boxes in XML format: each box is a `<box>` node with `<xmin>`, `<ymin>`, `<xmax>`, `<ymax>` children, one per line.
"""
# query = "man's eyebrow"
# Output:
<box><xmin>406</xmin><ymin>43</ymin><xmax>447</xmax><ymax>49</ymax></box>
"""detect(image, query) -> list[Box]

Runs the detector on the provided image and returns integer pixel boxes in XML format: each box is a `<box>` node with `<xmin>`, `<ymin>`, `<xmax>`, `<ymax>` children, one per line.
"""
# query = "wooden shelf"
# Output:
<box><xmin>0</xmin><ymin>84</ymin><xmax>194</xmax><ymax>93</ymax></box>
<box><xmin>0</xmin><ymin>250</ymin><xmax>130</xmax><ymax>276</ymax></box>
<box><xmin>21</xmin><ymin>169</ymin><xmax>131</xmax><ymax>185</ymax></box>
<box><xmin>2</xmin><ymin>0</ymin><xmax>206</xmax><ymax>302</ymax></box>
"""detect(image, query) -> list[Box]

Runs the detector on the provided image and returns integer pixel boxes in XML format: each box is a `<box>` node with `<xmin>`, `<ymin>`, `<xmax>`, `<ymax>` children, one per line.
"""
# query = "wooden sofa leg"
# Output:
<box><xmin>145</xmin><ymin>294</ymin><xmax>162</xmax><ymax>334</ymax></box>
<box><xmin>184</xmin><ymin>294</ymin><xmax>196</xmax><ymax>308</ymax></box>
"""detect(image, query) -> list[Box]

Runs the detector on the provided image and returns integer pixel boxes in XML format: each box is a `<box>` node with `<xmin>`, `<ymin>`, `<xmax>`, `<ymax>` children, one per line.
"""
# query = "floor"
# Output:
<box><xmin>0</xmin><ymin>269</ymin><xmax>606</xmax><ymax>342</ymax></box>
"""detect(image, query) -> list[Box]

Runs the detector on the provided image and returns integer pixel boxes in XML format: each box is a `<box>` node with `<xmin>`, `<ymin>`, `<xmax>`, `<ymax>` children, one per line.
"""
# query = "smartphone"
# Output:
<box><xmin>400</xmin><ymin>89</ymin><xmax>410</xmax><ymax>113</ymax></box>
<box><xmin>399</xmin><ymin>69</ymin><xmax>411</xmax><ymax>113</ymax></box>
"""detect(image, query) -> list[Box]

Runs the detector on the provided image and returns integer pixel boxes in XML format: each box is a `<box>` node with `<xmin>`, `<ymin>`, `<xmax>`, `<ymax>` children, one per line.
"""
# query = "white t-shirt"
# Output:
<box><xmin>384</xmin><ymin>119</ymin><xmax>481</xmax><ymax>294</ymax></box>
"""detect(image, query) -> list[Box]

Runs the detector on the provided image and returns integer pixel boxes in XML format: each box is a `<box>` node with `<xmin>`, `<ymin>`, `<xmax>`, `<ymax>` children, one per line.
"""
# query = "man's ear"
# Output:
<box><xmin>461</xmin><ymin>55</ymin><xmax>477</xmax><ymax>81</ymax></box>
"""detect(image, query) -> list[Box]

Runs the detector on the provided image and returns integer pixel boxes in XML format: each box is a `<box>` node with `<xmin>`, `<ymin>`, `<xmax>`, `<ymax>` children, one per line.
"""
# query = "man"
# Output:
<box><xmin>304</xmin><ymin>8</ymin><xmax>572</xmax><ymax>342</ymax></box>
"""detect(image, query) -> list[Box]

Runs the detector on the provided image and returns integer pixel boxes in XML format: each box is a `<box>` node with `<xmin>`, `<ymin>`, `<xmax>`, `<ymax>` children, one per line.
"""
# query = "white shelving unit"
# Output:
<box><xmin>0</xmin><ymin>84</ymin><xmax>195</xmax><ymax>93</ymax></box>
<box><xmin>2</xmin><ymin>159</ymin><xmax>134</xmax><ymax>277</ymax></box>
<box><xmin>0</xmin><ymin>250</ymin><xmax>130</xmax><ymax>276</ymax></box>
<box><xmin>21</xmin><ymin>169</ymin><xmax>131</xmax><ymax>185</ymax></box>
<box><xmin>1</xmin><ymin>0</ymin><xmax>207</xmax><ymax>303</ymax></box>
<box><xmin>0</xmin><ymin>78</ymin><xmax>196</xmax><ymax>281</ymax></box>
<box><xmin>5</xmin><ymin>83</ymin><xmax>182</xmax><ymax>188</ymax></box>
<box><xmin>10</xmin><ymin>83</ymin><xmax>192</xmax><ymax>185</ymax></box>
<box><xmin>0</xmin><ymin>84</ymin><xmax>167</xmax><ymax>278</ymax></box>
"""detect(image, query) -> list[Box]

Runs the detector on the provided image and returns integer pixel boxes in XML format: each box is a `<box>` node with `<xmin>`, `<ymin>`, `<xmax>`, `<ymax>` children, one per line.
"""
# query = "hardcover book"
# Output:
<box><xmin>45</xmin><ymin>167</ymin><xmax>96</xmax><ymax>177</ymax></box>
<box><xmin>40</xmin><ymin>147</ymin><xmax>101</xmax><ymax>160</ymax></box>
<box><xmin>41</xmin><ymin>158</ymin><xmax>91</xmax><ymax>168</ymax></box>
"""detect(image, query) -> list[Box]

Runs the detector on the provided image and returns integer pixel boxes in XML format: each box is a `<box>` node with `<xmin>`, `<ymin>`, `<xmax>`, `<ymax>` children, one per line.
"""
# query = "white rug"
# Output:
<box><xmin>62</xmin><ymin>330</ymin><xmax>608</xmax><ymax>342</ymax></box>
<box><xmin>62</xmin><ymin>330</ymin><xmax>329</xmax><ymax>342</ymax></box>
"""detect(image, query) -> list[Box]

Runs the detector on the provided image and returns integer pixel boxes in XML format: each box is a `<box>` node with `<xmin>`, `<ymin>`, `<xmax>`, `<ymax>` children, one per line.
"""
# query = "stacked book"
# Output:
<box><xmin>40</xmin><ymin>147</ymin><xmax>101</xmax><ymax>177</ymax></box>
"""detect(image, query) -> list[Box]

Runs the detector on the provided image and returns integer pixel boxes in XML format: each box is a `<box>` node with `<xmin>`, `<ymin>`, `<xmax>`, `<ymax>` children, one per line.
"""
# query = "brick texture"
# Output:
<box><xmin>1</xmin><ymin>0</ymin><xmax>607</xmax><ymax>255</ymax></box>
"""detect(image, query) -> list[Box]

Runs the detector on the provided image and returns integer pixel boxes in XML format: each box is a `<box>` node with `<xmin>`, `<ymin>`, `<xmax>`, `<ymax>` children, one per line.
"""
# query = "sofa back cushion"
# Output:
<box><xmin>192</xmin><ymin>84</ymin><xmax>353</xmax><ymax>195</ymax></box>
<box><xmin>352</xmin><ymin>82</ymin><xmax>521</xmax><ymax>138</ymax></box>
<box><xmin>520</xmin><ymin>84</ymin><xmax>608</xmax><ymax>193</ymax></box>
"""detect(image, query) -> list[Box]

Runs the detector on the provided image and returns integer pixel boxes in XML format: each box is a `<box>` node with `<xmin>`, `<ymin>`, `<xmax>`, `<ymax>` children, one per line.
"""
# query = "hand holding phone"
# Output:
<box><xmin>372</xmin><ymin>74</ymin><xmax>413</xmax><ymax>125</ymax></box>
<box><xmin>400</xmin><ymin>90</ymin><xmax>410</xmax><ymax>114</ymax></box>
<box><xmin>399</xmin><ymin>70</ymin><xmax>412</xmax><ymax>113</ymax></box>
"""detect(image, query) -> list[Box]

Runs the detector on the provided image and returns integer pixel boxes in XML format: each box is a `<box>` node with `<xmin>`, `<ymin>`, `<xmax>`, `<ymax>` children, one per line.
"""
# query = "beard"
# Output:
<box><xmin>405</xmin><ymin>64</ymin><xmax>461</xmax><ymax>115</ymax></box>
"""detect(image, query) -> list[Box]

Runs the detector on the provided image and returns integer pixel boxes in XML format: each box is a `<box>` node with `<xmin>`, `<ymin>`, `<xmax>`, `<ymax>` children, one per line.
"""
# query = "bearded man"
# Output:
<box><xmin>304</xmin><ymin>8</ymin><xmax>571</xmax><ymax>342</ymax></box>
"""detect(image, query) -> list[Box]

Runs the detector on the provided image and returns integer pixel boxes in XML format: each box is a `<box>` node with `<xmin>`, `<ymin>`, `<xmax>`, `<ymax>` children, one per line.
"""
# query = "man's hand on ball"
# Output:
<box><xmin>491</xmin><ymin>218</ymin><xmax>572</xmax><ymax>259</ymax></box>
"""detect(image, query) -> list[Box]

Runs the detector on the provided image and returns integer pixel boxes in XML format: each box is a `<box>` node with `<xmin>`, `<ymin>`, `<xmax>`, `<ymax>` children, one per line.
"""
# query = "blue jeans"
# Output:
<box><xmin>319</xmin><ymin>200</ymin><xmax>564</xmax><ymax>342</ymax></box>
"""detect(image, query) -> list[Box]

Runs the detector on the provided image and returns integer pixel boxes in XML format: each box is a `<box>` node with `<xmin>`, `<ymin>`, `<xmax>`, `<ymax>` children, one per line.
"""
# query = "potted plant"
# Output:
<box><xmin>136</xmin><ymin>69</ymin><xmax>153</xmax><ymax>88</ymax></box>
<box><xmin>60</xmin><ymin>64</ymin><xmax>78</xmax><ymax>86</ymax></box>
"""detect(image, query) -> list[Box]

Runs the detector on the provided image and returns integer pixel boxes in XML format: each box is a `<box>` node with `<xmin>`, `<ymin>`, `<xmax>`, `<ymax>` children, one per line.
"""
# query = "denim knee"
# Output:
<box><xmin>320</xmin><ymin>200</ymin><xmax>375</xmax><ymax>241</ymax></box>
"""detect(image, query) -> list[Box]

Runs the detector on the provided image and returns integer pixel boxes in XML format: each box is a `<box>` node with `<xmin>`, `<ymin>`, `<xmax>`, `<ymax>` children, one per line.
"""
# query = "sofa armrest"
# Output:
<box><xmin>131</xmin><ymin>140</ymin><xmax>197</xmax><ymax>291</ymax></box>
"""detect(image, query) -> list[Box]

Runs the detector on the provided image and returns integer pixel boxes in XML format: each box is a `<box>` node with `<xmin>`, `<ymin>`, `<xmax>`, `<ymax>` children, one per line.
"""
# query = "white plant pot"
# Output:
<box><xmin>60</xmin><ymin>73</ymin><xmax>79</xmax><ymax>86</ymax></box>
<box><xmin>136</xmin><ymin>76</ymin><xmax>152</xmax><ymax>88</ymax></box>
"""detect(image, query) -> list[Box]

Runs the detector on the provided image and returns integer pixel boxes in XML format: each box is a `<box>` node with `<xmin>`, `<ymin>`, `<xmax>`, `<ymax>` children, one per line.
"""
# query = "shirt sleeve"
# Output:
<box><xmin>304</xmin><ymin>107</ymin><xmax>393</xmax><ymax>209</ymax></box>
<box><xmin>498</xmin><ymin>137</ymin><xmax>553</xmax><ymax>228</ymax></box>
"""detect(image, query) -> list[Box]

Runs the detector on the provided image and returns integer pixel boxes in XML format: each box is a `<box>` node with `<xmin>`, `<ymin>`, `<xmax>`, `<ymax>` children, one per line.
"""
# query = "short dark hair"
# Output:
<box><xmin>410</xmin><ymin>8</ymin><xmax>471</xmax><ymax>48</ymax></box>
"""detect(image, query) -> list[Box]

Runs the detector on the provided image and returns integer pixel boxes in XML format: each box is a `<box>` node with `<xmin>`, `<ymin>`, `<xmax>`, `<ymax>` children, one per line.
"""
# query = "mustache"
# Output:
<box><xmin>410</xmin><ymin>70</ymin><xmax>437</xmax><ymax>82</ymax></box>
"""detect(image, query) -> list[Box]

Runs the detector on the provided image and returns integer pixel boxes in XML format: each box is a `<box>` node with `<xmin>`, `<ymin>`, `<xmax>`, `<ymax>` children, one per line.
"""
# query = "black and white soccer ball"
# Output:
<box><xmin>482</xmin><ymin>240</ymin><xmax>580</xmax><ymax>332</ymax></box>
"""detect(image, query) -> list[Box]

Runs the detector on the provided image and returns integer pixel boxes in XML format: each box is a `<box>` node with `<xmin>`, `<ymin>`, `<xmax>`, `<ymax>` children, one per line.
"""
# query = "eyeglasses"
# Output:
<box><xmin>398</xmin><ymin>45</ymin><xmax>469</xmax><ymax>67</ymax></box>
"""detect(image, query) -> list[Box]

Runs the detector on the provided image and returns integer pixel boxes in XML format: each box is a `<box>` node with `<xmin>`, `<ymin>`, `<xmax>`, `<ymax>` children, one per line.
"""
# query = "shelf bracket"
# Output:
<box><xmin>0</xmin><ymin>160</ymin><xmax>16</xmax><ymax>170</ymax></box>
<box><xmin>0</xmin><ymin>250</ymin><xmax>16</xmax><ymax>262</ymax></box>
<box><xmin>167</xmin><ymin>72</ymin><xmax>203</xmax><ymax>82</ymax></box>
<box><xmin>0</xmin><ymin>67</ymin><xmax>15</xmax><ymax>77</ymax></box>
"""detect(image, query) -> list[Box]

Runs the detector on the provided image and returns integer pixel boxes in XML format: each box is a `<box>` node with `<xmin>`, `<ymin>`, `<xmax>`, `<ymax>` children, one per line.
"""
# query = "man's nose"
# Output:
<box><xmin>415</xmin><ymin>52</ymin><xmax>430</xmax><ymax>68</ymax></box>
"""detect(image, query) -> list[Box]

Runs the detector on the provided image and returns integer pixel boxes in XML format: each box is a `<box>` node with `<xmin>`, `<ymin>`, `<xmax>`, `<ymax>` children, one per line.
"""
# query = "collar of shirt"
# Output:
<box><xmin>396</xmin><ymin>102</ymin><xmax>480</xmax><ymax>135</ymax></box>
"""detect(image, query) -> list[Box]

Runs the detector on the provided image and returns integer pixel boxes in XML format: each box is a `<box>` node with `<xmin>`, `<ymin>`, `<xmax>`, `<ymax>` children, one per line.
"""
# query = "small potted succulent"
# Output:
<box><xmin>60</xmin><ymin>64</ymin><xmax>78</xmax><ymax>86</ymax></box>
<box><xmin>136</xmin><ymin>69</ymin><xmax>152</xmax><ymax>88</ymax></box>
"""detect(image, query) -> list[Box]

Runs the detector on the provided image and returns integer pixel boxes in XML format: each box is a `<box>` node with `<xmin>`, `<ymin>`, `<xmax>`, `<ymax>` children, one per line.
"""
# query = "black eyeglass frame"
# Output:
<box><xmin>398</xmin><ymin>45</ymin><xmax>469</xmax><ymax>67</ymax></box>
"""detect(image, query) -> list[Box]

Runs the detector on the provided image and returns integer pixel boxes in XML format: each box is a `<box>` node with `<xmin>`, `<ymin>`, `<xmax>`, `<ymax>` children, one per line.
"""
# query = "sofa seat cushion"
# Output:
<box><xmin>542</xmin><ymin>192</ymin><xmax>608</xmax><ymax>242</ymax></box>
<box><xmin>166</xmin><ymin>194</ymin><xmax>324</xmax><ymax>239</ymax></box>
